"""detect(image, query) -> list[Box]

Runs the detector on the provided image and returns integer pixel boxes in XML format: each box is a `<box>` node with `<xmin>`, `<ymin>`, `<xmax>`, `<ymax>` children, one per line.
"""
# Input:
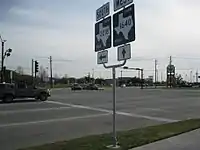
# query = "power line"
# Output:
<box><xmin>173</xmin><ymin>56</ymin><xmax>200</xmax><ymax>60</ymax></box>
<box><xmin>34</xmin><ymin>56</ymin><xmax>72</xmax><ymax>62</ymax></box>
<box><xmin>53</xmin><ymin>59</ymin><xmax>73</xmax><ymax>62</ymax></box>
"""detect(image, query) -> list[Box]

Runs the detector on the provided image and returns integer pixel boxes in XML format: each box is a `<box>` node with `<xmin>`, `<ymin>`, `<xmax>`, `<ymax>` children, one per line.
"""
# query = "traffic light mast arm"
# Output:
<box><xmin>123</xmin><ymin>66</ymin><xmax>141</xmax><ymax>70</ymax></box>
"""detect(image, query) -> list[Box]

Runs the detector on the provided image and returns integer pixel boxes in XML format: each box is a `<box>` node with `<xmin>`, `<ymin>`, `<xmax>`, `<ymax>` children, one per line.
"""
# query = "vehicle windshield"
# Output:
<box><xmin>0</xmin><ymin>1</ymin><xmax>200</xmax><ymax>150</ymax></box>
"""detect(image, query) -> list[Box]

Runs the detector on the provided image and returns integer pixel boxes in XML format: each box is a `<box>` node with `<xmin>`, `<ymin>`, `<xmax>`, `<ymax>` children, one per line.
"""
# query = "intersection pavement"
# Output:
<box><xmin>0</xmin><ymin>87</ymin><xmax>199</xmax><ymax>150</ymax></box>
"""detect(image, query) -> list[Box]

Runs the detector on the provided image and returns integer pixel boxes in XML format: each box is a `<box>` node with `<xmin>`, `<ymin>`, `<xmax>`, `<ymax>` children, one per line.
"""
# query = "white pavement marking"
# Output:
<box><xmin>46</xmin><ymin>101</ymin><xmax>179</xmax><ymax>123</ymax></box>
<box><xmin>0</xmin><ymin>106</ymin><xmax>71</xmax><ymax>114</ymax></box>
<box><xmin>0</xmin><ymin>113</ymin><xmax>110</xmax><ymax>128</ymax></box>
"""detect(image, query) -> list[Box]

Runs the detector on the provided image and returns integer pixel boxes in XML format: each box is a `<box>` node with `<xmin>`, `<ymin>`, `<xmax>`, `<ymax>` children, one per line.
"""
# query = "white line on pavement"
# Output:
<box><xmin>46</xmin><ymin>101</ymin><xmax>179</xmax><ymax>123</ymax></box>
<box><xmin>0</xmin><ymin>113</ymin><xmax>110</xmax><ymax>128</ymax></box>
<box><xmin>0</xmin><ymin>106</ymin><xmax>71</xmax><ymax>114</ymax></box>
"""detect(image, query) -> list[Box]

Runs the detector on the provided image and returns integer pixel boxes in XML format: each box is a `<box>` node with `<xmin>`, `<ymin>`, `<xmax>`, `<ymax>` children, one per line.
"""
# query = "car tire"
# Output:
<box><xmin>39</xmin><ymin>93</ymin><xmax>47</xmax><ymax>101</ymax></box>
<box><xmin>3</xmin><ymin>95</ymin><xmax>14</xmax><ymax>103</ymax></box>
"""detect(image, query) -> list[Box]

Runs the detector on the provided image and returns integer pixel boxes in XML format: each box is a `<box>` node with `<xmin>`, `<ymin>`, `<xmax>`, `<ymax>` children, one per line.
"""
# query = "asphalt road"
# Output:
<box><xmin>0</xmin><ymin>87</ymin><xmax>199</xmax><ymax>150</ymax></box>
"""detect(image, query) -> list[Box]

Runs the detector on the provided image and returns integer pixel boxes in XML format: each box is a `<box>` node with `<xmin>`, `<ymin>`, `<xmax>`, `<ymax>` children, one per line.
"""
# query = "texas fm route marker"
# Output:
<box><xmin>95</xmin><ymin>16</ymin><xmax>111</xmax><ymax>52</ymax></box>
<box><xmin>113</xmin><ymin>4</ymin><xmax>135</xmax><ymax>47</ymax></box>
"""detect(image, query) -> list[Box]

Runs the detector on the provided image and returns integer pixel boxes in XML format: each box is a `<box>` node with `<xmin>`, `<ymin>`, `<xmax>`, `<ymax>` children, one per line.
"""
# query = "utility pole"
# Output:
<box><xmin>169</xmin><ymin>56</ymin><xmax>172</xmax><ymax>88</ymax></box>
<box><xmin>50</xmin><ymin>56</ymin><xmax>53</xmax><ymax>88</ymax></box>
<box><xmin>120</xmin><ymin>70</ymin><xmax>123</xmax><ymax>86</ymax></box>
<box><xmin>138</xmin><ymin>70</ymin><xmax>140</xmax><ymax>79</ymax></box>
<box><xmin>92</xmin><ymin>69</ymin><xmax>95</xmax><ymax>84</ymax></box>
<box><xmin>196</xmin><ymin>70</ymin><xmax>198</xmax><ymax>83</ymax></box>
<box><xmin>1</xmin><ymin>39</ymin><xmax>5</xmax><ymax>83</ymax></box>
<box><xmin>141</xmin><ymin>69</ymin><xmax>144</xmax><ymax>89</ymax></box>
<box><xmin>32</xmin><ymin>59</ymin><xmax>34</xmax><ymax>84</ymax></box>
<box><xmin>154</xmin><ymin>59</ymin><xmax>157</xmax><ymax>88</ymax></box>
<box><xmin>190</xmin><ymin>71</ymin><xmax>193</xmax><ymax>83</ymax></box>
<box><xmin>92</xmin><ymin>69</ymin><xmax>94</xmax><ymax>79</ymax></box>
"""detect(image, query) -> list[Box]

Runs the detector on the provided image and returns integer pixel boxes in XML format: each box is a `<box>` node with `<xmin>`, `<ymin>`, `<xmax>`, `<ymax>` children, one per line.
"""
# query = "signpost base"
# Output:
<box><xmin>106</xmin><ymin>144</ymin><xmax>120</xmax><ymax>149</ymax></box>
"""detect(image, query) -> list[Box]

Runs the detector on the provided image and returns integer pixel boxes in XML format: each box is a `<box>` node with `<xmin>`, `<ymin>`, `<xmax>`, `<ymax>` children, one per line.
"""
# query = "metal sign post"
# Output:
<box><xmin>103</xmin><ymin>60</ymin><xmax>126</xmax><ymax>148</ymax></box>
<box><xmin>112</xmin><ymin>67</ymin><xmax>117</xmax><ymax>147</ymax></box>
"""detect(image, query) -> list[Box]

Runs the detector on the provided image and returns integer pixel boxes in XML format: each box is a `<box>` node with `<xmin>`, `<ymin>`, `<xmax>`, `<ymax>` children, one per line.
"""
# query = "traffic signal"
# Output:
<box><xmin>35</xmin><ymin>61</ymin><xmax>39</xmax><ymax>73</ymax></box>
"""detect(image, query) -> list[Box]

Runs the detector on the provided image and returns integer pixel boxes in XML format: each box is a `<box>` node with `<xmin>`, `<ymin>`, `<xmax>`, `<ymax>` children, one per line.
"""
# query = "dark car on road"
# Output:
<box><xmin>0</xmin><ymin>83</ymin><xmax>51</xmax><ymax>103</ymax></box>
<box><xmin>84</xmin><ymin>84</ymin><xmax>99</xmax><ymax>90</ymax></box>
<box><xmin>71</xmin><ymin>84</ymin><xmax>83</xmax><ymax>91</ymax></box>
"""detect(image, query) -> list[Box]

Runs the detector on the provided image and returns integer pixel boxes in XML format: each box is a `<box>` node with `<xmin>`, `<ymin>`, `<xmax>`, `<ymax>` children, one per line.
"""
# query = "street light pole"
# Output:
<box><xmin>154</xmin><ymin>59</ymin><xmax>157</xmax><ymax>88</ymax></box>
<box><xmin>120</xmin><ymin>70</ymin><xmax>123</xmax><ymax>86</ymax></box>
<box><xmin>32</xmin><ymin>59</ymin><xmax>34</xmax><ymax>84</ymax></box>
<box><xmin>50</xmin><ymin>56</ymin><xmax>53</xmax><ymax>88</ymax></box>
<box><xmin>1</xmin><ymin>41</ymin><xmax>4</xmax><ymax>82</ymax></box>
<box><xmin>141</xmin><ymin>69</ymin><xmax>144</xmax><ymax>89</ymax></box>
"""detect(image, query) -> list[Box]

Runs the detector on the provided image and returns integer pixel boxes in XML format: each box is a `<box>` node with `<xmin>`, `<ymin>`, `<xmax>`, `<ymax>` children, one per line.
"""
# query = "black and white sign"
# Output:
<box><xmin>95</xmin><ymin>16</ymin><xmax>111</xmax><ymax>52</ymax></box>
<box><xmin>96</xmin><ymin>2</ymin><xmax>110</xmax><ymax>21</ymax></box>
<box><xmin>118</xmin><ymin>44</ymin><xmax>131</xmax><ymax>61</ymax></box>
<box><xmin>114</xmin><ymin>0</ymin><xmax>133</xmax><ymax>12</ymax></box>
<box><xmin>113</xmin><ymin>4</ymin><xmax>135</xmax><ymax>47</ymax></box>
<box><xmin>97</xmin><ymin>50</ymin><xmax>108</xmax><ymax>64</ymax></box>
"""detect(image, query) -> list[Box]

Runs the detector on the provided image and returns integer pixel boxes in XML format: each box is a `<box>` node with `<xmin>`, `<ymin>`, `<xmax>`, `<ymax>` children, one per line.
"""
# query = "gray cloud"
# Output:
<box><xmin>0</xmin><ymin>0</ymin><xmax>200</xmax><ymax>78</ymax></box>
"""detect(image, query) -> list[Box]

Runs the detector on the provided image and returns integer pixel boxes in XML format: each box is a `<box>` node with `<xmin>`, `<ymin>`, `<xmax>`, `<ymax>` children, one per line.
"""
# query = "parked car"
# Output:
<box><xmin>84</xmin><ymin>84</ymin><xmax>98</xmax><ymax>90</ymax></box>
<box><xmin>71</xmin><ymin>83</ymin><xmax>82</xmax><ymax>90</ymax></box>
<box><xmin>0</xmin><ymin>83</ymin><xmax>51</xmax><ymax>103</ymax></box>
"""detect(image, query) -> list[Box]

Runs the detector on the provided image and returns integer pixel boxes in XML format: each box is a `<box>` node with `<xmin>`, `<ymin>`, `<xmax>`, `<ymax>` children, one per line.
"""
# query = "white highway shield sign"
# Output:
<box><xmin>118</xmin><ymin>44</ymin><xmax>131</xmax><ymax>61</ymax></box>
<box><xmin>113</xmin><ymin>4</ymin><xmax>135</xmax><ymax>47</ymax></box>
<box><xmin>96</xmin><ymin>2</ymin><xmax>110</xmax><ymax>21</ymax></box>
<box><xmin>97</xmin><ymin>50</ymin><xmax>108</xmax><ymax>64</ymax></box>
<box><xmin>114</xmin><ymin>0</ymin><xmax>133</xmax><ymax>12</ymax></box>
<box><xmin>95</xmin><ymin>16</ymin><xmax>111</xmax><ymax>52</ymax></box>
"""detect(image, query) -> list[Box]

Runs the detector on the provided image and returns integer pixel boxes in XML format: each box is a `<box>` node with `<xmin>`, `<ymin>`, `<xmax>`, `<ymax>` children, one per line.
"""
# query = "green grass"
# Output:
<box><xmin>20</xmin><ymin>119</ymin><xmax>200</xmax><ymax>150</ymax></box>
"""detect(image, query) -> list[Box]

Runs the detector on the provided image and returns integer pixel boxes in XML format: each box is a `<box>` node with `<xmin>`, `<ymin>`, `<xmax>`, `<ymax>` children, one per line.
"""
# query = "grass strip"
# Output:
<box><xmin>20</xmin><ymin>119</ymin><xmax>200</xmax><ymax>150</ymax></box>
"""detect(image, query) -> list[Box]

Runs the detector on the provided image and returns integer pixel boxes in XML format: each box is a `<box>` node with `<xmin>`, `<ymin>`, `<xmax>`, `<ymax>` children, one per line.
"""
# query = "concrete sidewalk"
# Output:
<box><xmin>131</xmin><ymin>129</ymin><xmax>200</xmax><ymax>150</ymax></box>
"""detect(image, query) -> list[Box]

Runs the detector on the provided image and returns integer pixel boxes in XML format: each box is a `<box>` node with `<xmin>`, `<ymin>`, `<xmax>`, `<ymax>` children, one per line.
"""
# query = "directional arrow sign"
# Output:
<box><xmin>97</xmin><ymin>50</ymin><xmax>108</xmax><ymax>64</ymax></box>
<box><xmin>122</xmin><ymin>48</ymin><xmax>126</xmax><ymax>58</ymax></box>
<box><xmin>113</xmin><ymin>4</ymin><xmax>135</xmax><ymax>47</ymax></box>
<box><xmin>118</xmin><ymin>44</ymin><xmax>131</xmax><ymax>61</ymax></box>
<box><xmin>95</xmin><ymin>16</ymin><xmax>111</xmax><ymax>52</ymax></box>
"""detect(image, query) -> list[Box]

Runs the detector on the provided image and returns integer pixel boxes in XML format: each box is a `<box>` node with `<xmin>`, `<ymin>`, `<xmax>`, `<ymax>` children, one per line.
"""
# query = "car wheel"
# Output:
<box><xmin>39</xmin><ymin>93</ymin><xmax>47</xmax><ymax>101</ymax></box>
<box><xmin>3</xmin><ymin>95</ymin><xmax>14</xmax><ymax>103</ymax></box>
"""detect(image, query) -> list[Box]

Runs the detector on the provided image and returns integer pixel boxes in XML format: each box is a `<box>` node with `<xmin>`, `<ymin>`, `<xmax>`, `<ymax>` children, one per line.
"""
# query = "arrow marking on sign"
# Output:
<box><xmin>115</xmin><ymin>13</ymin><xmax>133</xmax><ymax>40</ymax></box>
<box><xmin>122</xmin><ymin>48</ymin><xmax>126</xmax><ymax>58</ymax></box>
<box><xmin>99</xmin><ymin>54</ymin><xmax>106</xmax><ymax>60</ymax></box>
<box><xmin>96</xmin><ymin>23</ymin><xmax>110</xmax><ymax>47</ymax></box>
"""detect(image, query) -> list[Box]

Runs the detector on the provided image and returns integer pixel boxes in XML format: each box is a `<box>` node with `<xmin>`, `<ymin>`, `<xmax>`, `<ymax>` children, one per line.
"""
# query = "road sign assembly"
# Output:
<box><xmin>94</xmin><ymin>1</ymin><xmax>135</xmax><ymax>148</ymax></box>
<box><xmin>117</xmin><ymin>44</ymin><xmax>131</xmax><ymax>61</ymax></box>
<box><xmin>113</xmin><ymin>4</ymin><xmax>135</xmax><ymax>47</ymax></box>
<box><xmin>97</xmin><ymin>50</ymin><xmax>108</xmax><ymax>64</ymax></box>
<box><xmin>96</xmin><ymin>2</ymin><xmax>110</xmax><ymax>21</ymax></box>
<box><xmin>95</xmin><ymin>16</ymin><xmax>111</xmax><ymax>52</ymax></box>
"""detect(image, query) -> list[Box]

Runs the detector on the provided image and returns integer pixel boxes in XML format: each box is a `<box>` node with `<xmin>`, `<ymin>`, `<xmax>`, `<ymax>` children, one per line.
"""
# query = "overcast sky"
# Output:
<box><xmin>0</xmin><ymin>0</ymin><xmax>200</xmax><ymax>80</ymax></box>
